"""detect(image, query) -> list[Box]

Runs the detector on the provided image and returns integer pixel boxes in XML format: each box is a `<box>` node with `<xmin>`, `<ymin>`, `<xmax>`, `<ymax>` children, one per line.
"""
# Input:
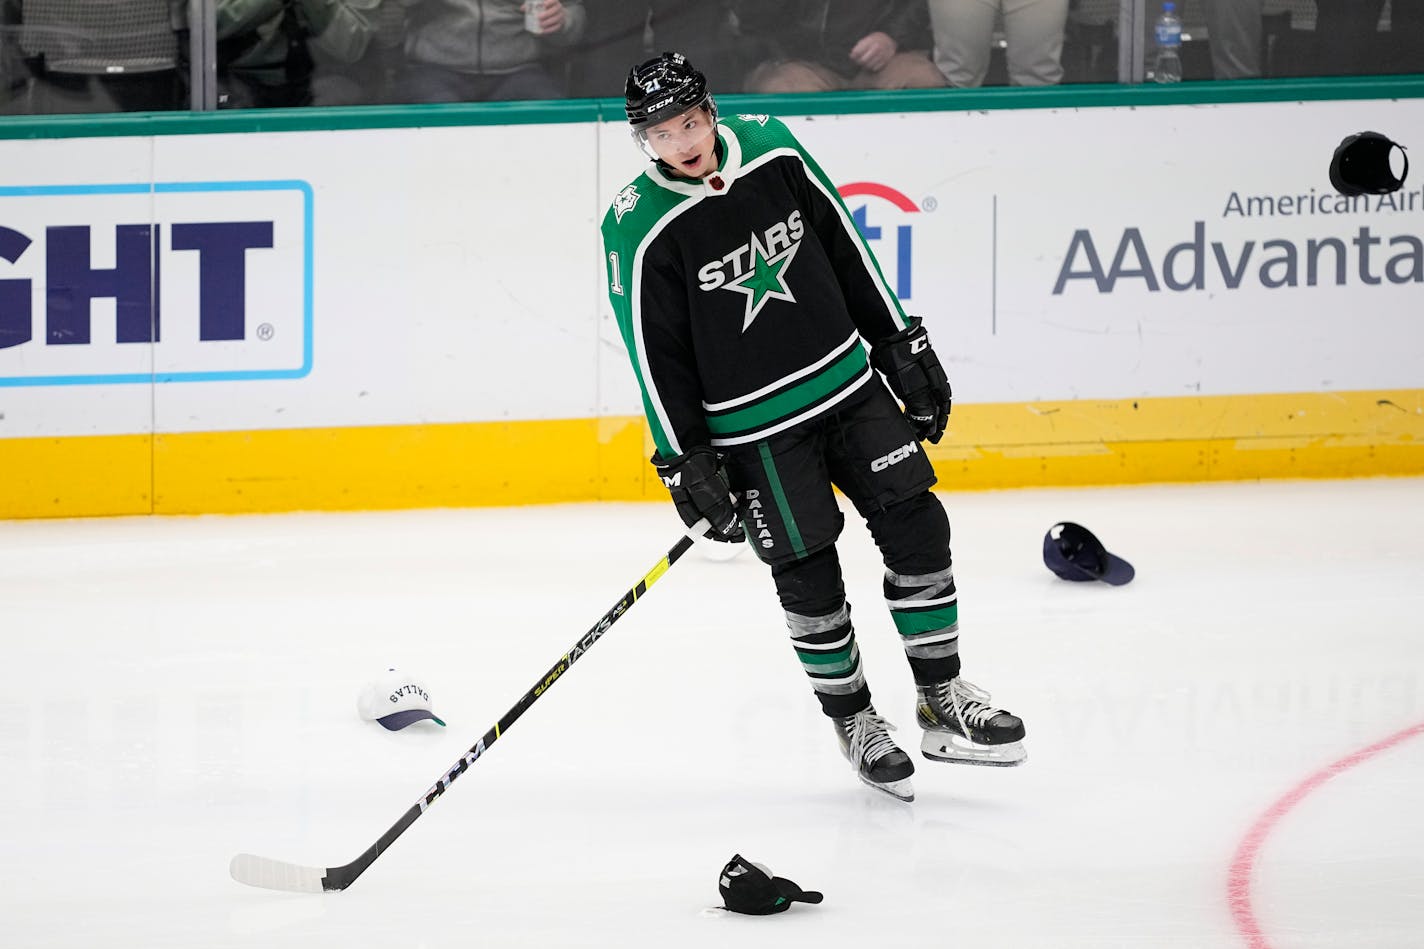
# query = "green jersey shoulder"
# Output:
<box><xmin>720</xmin><ymin>112</ymin><xmax>800</xmax><ymax>162</ymax></box>
<box><xmin>601</xmin><ymin>171</ymin><xmax>684</xmax><ymax>243</ymax></box>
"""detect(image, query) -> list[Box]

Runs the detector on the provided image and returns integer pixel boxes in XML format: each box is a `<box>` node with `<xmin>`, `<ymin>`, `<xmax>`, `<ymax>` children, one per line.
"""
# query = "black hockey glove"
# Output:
<box><xmin>652</xmin><ymin>447</ymin><xmax>745</xmax><ymax>543</ymax></box>
<box><xmin>871</xmin><ymin>316</ymin><xmax>952</xmax><ymax>444</ymax></box>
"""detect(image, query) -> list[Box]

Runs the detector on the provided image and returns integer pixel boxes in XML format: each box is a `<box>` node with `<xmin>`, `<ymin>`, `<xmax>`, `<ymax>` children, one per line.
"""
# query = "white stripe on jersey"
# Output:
<box><xmin>709</xmin><ymin>367</ymin><xmax>873</xmax><ymax>447</ymax></box>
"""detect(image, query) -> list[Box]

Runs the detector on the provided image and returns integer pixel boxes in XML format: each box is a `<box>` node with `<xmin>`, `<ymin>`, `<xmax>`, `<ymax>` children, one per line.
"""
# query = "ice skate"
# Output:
<box><xmin>833</xmin><ymin>706</ymin><xmax>915</xmax><ymax>801</ymax></box>
<box><xmin>916</xmin><ymin>677</ymin><xmax>1026</xmax><ymax>766</ymax></box>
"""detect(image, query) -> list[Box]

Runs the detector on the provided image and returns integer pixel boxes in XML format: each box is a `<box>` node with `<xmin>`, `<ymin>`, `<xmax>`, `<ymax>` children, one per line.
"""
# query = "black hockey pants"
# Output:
<box><xmin>721</xmin><ymin>384</ymin><xmax>964</xmax><ymax>717</ymax></box>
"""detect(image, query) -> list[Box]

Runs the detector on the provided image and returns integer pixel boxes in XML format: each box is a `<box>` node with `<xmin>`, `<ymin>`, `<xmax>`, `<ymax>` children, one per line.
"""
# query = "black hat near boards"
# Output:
<box><xmin>718</xmin><ymin>854</ymin><xmax>823</xmax><ymax>915</ymax></box>
<box><xmin>1329</xmin><ymin>131</ymin><xmax>1408</xmax><ymax>196</ymax></box>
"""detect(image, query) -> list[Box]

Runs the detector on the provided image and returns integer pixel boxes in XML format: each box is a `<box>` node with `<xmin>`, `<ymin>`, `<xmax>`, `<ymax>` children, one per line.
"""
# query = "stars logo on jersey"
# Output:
<box><xmin>737</xmin><ymin>114</ymin><xmax>770</xmax><ymax>126</ymax></box>
<box><xmin>696</xmin><ymin>209</ymin><xmax>805</xmax><ymax>333</ymax></box>
<box><xmin>723</xmin><ymin>237</ymin><xmax>799</xmax><ymax>332</ymax></box>
<box><xmin>613</xmin><ymin>184</ymin><xmax>642</xmax><ymax>223</ymax></box>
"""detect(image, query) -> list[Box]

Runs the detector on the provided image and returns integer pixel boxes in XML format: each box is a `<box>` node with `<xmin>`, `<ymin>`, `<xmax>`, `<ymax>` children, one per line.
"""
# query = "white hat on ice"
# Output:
<box><xmin>357</xmin><ymin>669</ymin><xmax>447</xmax><ymax>731</ymax></box>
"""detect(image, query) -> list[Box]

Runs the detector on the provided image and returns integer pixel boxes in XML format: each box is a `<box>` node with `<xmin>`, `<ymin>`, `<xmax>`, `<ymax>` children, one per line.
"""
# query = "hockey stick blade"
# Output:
<box><xmin>230</xmin><ymin>519</ymin><xmax>707</xmax><ymax>893</ymax></box>
<box><xmin>230</xmin><ymin>853</ymin><xmax>327</xmax><ymax>893</ymax></box>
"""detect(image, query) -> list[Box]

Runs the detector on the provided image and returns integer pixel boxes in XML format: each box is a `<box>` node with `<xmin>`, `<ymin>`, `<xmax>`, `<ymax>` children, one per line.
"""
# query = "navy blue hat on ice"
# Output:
<box><xmin>1043</xmin><ymin>522</ymin><xmax>1135</xmax><ymax>586</ymax></box>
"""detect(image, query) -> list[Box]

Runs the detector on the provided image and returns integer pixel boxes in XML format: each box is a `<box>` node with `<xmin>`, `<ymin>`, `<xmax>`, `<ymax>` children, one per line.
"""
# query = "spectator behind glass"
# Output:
<box><xmin>178</xmin><ymin>0</ymin><xmax>398</xmax><ymax>108</ymax></box>
<box><xmin>928</xmin><ymin>0</ymin><xmax>1069</xmax><ymax>86</ymax></box>
<box><xmin>1390</xmin><ymin>0</ymin><xmax>1424</xmax><ymax>74</ymax></box>
<box><xmin>0</xmin><ymin>1</ymin><xmax>21</xmax><ymax>110</ymax></box>
<box><xmin>305</xmin><ymin>0</ymin><xmax>416</xmax><ymax>104</ymax></box>
<box><xmin>1311</xmin><ymin>0</ymin><xmax>1423</xmax><ymax>77</ymax></box>
<box><xmin>565</xmin><ymin>1</ymin><xmax>733</xmax><ymax>100</ymax></box>
<box><xmin>734</xmin><ymin>0</ymin><xmax>943</xmax><ymax>93</ymax></box>
<box><xmin>5</xmin><ymin>0</ymin><xmax>181</xmax><ymax>113</ymax></box>
<box><xmin>395</xmin><ymin>0</ymin><xmax>585</xmax><ymax>102</ymax></box>
<box><xmin>1200</xmin><ymin>0</ymin><xmax>1260</xmax><ymax>79</ymax></box>
<box><xmin>172</xmin><ymin>0</ymin><xmax>317</xmax><ymax>108</ymax></box>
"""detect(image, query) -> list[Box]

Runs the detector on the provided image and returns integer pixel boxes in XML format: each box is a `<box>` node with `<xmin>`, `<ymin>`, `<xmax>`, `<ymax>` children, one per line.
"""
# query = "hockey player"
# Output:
<box><xmin>600</xmin><ymin>52</ymin><xmax>1026</xmax><ymax>801</ymax></box>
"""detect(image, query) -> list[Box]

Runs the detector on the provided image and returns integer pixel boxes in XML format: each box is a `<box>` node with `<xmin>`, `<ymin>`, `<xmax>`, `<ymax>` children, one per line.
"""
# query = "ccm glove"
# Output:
<box><xmin>871</xmin><ymin>316</ymin><xmax>952</xmax><ymax>444</ymax></box>
<box><xmin>652</xmin><ymin>447</ymin><xmax>745</xmax><ymax>543</ymax></box>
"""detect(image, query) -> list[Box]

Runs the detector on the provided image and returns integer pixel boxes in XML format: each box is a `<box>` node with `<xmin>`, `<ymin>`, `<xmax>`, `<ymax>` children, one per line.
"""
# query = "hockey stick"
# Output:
<box><xmin>230</xmin><ymin>518</ymin><xmax>710</xmax><ymax>893</ymax></box>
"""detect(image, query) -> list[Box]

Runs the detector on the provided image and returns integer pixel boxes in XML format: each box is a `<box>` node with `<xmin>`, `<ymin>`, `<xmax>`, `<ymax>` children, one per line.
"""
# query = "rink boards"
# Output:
<box><xmin>0</xmin><ymin>85</ymin><xmax>1421</xmax><ymax>516</ymax></box>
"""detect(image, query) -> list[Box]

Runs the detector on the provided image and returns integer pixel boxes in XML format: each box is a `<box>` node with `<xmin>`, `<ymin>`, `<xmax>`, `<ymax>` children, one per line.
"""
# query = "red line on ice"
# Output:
<box><xmin>1227</xmin><ymin>720</ymin><xmax>1424</xmax><ymax>949</ymax></box>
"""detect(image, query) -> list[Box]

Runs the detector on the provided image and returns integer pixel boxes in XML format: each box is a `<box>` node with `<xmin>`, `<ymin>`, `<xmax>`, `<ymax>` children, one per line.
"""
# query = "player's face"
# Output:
<box><xmin>646</xmin><ymin>107</ymin><xmax>717</xmax><ymax>178</ymax></box>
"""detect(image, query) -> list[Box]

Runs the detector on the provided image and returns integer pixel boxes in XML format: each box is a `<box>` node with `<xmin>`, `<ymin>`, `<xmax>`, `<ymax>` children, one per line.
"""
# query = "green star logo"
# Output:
<box><xmin>722</xmin><ymin>232</ymin><xmax>799</xmax><ymax>332</ymax></box>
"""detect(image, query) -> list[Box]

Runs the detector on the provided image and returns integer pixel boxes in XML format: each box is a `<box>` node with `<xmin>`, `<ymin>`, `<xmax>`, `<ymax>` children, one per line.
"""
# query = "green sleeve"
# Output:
<box><xmin>600</xmin><ymin>209</ymin><xmax>678</xmax><ymax>457</ymax></box>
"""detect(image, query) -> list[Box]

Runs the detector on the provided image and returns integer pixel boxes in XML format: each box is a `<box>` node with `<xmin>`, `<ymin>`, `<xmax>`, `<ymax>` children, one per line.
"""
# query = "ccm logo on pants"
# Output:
<box><xmin>871</xmin><ymin>440</ymin><xmax>919</xmax><ymax>472</ymax></box>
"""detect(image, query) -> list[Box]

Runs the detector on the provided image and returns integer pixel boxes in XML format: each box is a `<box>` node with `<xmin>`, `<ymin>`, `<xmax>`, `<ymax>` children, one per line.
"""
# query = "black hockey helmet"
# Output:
<box><xmin>624</xmin><ymin>51</ymin><xmax>717</xmax><ymax>133</ymax></box>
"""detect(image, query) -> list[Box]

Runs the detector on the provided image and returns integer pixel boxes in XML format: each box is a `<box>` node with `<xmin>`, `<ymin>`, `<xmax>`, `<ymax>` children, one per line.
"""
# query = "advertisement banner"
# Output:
<box><xmin>0</xmin><ymin>180</ymin><xmax>311</xmax><ymax>387</ymax></box>
<box><xmin>748</xmin><ymin>100</ymin><xmax>1424</xmax><ymax>404</ymax></box>
<box><xmin>0</xmin><ymin>95</ymin><xmax>1420</xmax><ymax>515</ymax></box>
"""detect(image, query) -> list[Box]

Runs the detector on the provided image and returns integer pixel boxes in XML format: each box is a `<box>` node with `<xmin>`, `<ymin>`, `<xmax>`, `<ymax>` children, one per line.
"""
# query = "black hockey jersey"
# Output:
<box><xmin>600</xmin><ymin>113</ymin><xmax>910</xmax><ymax>458</ymax></box>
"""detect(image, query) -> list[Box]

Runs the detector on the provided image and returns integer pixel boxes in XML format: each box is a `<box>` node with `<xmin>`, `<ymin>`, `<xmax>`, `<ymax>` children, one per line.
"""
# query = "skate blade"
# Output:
<box><xmin>921</xmin><ymin>731</ymin><xmax>1026</xmax><ymax>767</ymax></box>
<box><xmin>859</xmin><ymin>773</ymin><xmax>915</xmax><ymax>802</ymax></box>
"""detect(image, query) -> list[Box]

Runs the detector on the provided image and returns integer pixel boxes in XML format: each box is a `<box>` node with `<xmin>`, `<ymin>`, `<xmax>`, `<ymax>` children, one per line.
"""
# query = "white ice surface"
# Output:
<box><xmin>2</xmin><ymin>478</ymin><xmax>1422</xmax><ymax>948</ymax></box>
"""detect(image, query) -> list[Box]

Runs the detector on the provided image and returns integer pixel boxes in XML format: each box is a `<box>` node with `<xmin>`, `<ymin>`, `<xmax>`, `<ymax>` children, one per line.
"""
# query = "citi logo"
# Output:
<box><xmin>871</xmin><ymin>440</ymin><xmax>919</xmax><ymax>472</ymax></box>
<box><xmin>0</xmin><ymin>180</ymin><xmax>312</xmax><ymax>387</ymax></box>
<box><xmin>839</xmin><ymin>182</ymin><xmax>921</xmax><ymax>301</ymax></box>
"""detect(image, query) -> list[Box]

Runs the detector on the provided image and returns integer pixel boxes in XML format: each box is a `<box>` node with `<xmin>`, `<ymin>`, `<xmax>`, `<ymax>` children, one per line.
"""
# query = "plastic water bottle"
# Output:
<box><xmin>1153</xmin><ymin>1</ymin><xmax>1183</xmax><ymax>83</ymax></box>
